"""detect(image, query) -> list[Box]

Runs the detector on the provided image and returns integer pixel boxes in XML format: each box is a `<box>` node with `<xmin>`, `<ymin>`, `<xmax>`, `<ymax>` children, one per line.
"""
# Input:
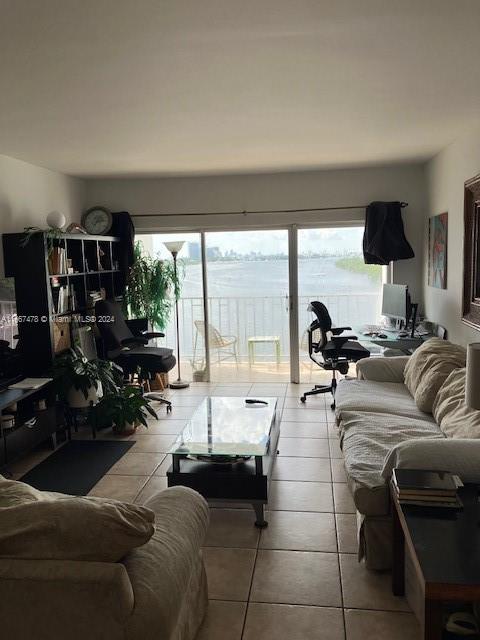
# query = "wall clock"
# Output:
<box><xmin>81</xmin><ymin>206</ymin><xmax>113</xmax><ymax>235</ymax></box>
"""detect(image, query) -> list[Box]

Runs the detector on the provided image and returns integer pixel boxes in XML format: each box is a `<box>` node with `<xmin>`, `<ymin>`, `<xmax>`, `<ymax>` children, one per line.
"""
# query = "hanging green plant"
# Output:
<box><xmin>123</xmin><ymin>241</ymin><xmax>184</xmax><ymax>330</ymax></box>
<box><xmin>20</xmin><ymin>227</ymin><xmax>66</xmax><ymax>254</ymax></box>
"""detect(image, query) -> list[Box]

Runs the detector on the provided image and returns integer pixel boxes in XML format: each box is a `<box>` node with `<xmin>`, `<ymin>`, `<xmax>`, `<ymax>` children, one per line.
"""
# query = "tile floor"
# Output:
<box><xmin>6</xmin><ymin>381</ymin><xmax>421</xmax><ymax>639</ymax></box>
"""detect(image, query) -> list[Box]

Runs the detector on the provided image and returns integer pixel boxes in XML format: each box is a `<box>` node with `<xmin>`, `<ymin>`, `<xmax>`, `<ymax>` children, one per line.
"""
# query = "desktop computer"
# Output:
<box><xmin>381</xmin><ymin>283</ymin><xmax>418</xmax><ymax>337</ymax></box>
<box><xmin>382</xmin><ymin>284</ymin><xmax>410</xmax><ymax>326</ymax></box>
<box><xmin>362</xmin><ymin>284</ymin><xmax>418</xmax><ymax>339</ymax></box>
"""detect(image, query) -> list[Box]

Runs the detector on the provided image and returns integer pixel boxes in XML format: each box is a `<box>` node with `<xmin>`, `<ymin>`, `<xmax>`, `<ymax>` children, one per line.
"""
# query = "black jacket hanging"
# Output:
<box><xmin>363</xmin><ymin>201</ymin><xmax>414</xmax><ymax>265</ymax></box>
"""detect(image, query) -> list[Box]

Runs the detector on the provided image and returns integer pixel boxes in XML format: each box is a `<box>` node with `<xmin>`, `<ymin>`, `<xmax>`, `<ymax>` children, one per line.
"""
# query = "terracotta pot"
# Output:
<box><xmin>67</xmin><ymin>382</ymin><xmax>103</xmax><ymax>408</ymax></box>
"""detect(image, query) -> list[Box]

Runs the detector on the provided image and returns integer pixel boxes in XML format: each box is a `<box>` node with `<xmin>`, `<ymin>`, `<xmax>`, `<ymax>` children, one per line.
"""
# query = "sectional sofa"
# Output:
<box><xmin>334</xmin><ymin>337</ymin><xmax>480</xmax><ymax>570</ymax></box>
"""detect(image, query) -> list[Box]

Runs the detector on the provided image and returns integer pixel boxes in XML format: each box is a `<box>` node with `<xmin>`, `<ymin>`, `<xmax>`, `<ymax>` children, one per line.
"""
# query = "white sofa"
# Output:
<box><xmin>0</xmin><ymin>483</ymin><xmax>209</xmax><ymax>640</ymax></box>
<box><xmin>334</xmin><ymin>339</ymin><xmax>480</xmax><ymax>570</ymax></box>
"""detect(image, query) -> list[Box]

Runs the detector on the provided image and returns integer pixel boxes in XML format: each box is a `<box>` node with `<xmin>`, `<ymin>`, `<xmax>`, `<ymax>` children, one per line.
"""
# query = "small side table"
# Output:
<box><xmin>248</xmin><ymin>336</ymin><xmax>281</xmax><ymax>366</ymax></box>
<box><xmin>391</xmin><ymin>482</ymin><xmax>480</xmax><ymax>640</ymax></box>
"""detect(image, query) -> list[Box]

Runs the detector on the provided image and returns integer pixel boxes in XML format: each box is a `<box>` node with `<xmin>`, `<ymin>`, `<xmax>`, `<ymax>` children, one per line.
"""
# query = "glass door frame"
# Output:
<box><xmin>139</xmin><ymin>220</ymin><xmax>378</xmax><ymax>385</ymax></box>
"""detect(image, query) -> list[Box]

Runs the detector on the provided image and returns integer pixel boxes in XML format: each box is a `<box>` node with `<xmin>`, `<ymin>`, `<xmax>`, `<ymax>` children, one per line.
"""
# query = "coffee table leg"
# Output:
<box><xmin>253</xmin><ymin>503</ymin><xmax>268</xmax><ymax>528</ymax></box>
<box><xmin>172</xmin><ymin>454</ymin><xmax>180</xmax><ymax>473</ymax></box>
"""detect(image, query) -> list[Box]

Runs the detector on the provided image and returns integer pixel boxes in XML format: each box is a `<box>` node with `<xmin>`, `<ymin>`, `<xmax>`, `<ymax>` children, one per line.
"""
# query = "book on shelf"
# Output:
<box><xmin>56</xmin><ymin>285</ymin><xmax>69</xmax><ymax>314</ymax></box>
<box><xmin>395</xmin><ymin>495</ymin><xmax>463</xmax><ymax>509</ymax></box>
<box><xmin>86</xmin><ymin>288</ymin><xmax>106</xmax><ymax>308</ymax></box>
<box><xmin>48</xmin><ymin>247</ymin><xmax>68</xmax><ymax>275</ymax></box>
<box><xmin>392</xmin><ymin>468</ymin><xmax>464</xmax><ymax>508</ymax></box>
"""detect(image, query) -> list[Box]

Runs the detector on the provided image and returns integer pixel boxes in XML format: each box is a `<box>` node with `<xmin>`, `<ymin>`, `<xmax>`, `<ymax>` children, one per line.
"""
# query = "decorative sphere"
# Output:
<box><xmin>46</xmin><ymin>211</ymin><xmax>66</xmax><ymax>229</ymax></box>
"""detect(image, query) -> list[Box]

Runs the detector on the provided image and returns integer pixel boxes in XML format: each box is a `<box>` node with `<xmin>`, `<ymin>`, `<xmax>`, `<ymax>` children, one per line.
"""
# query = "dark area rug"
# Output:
<box><xmin>20</xmin><ymin>440</ymin><xmax>135</xmax><ymax>495</ymax></box>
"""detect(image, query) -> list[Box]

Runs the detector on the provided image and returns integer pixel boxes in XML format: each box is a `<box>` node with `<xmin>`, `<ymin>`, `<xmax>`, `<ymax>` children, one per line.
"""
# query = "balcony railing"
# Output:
<box><xmin>160</xmin><ymin>292</ymin><xmax>381</xmax><ymax>362</ymax></box>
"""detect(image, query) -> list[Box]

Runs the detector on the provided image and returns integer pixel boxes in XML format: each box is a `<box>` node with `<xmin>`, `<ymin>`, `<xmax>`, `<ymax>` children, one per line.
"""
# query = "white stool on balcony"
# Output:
<box><xmin>248</xmin><ymin>335</ymin><xmax>281</xmax><ymax>366</ymax></box>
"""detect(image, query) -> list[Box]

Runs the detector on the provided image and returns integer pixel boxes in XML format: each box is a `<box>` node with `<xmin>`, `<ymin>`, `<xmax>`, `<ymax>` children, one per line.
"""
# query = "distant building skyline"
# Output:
<box><xmin>138</xmin><ymin>227</ymin><xmax>364</xmax><ymax>260</ymax></box>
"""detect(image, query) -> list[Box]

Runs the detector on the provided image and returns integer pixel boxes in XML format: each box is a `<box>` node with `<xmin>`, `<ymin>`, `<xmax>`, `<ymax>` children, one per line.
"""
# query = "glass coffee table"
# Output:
<box><xmin>167</xmin><ymin>397</ymin><xmax>279</xmax><ymax>527</ymax></box>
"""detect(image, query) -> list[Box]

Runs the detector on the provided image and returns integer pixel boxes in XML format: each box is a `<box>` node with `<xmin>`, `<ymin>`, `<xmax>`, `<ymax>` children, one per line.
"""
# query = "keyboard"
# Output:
<box><xmin>362</xmin><ymin>324</ymin><xmax>385</xmax><ymax>334</ymax></box>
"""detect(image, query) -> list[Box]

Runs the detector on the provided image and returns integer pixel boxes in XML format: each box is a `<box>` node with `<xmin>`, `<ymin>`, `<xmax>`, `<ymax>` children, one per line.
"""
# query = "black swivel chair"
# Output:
<box><xmin>95</xmin><ymin>300</ymin><xmax>176</xmax><ymax>412</ymax></box>
<box><xmin>300</xmin><ymin>301</ymin><xmax>370</xmax><ymax>408</ymax></box>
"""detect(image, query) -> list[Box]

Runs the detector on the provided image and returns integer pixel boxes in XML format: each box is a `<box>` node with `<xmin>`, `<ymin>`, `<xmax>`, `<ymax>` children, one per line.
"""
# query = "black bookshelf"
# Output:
<box><xmin>3</xmin><ymin>232</ymin><xmax>122</xmax><ymax>376</ymax></box>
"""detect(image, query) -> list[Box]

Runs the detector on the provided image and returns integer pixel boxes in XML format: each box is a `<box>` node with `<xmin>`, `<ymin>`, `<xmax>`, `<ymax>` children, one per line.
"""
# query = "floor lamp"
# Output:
<box><xmin>164</xmin><ymin>241</ymin><xmax>189</xmax><ymax>389</ymax></box>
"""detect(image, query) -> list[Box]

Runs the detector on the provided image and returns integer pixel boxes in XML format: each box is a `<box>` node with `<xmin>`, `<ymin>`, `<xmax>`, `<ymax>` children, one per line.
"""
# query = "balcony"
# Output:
<box><xmin>160</xmin><ymin>292</ymin><xmax>381</xmax><ymax>382</ymax></box>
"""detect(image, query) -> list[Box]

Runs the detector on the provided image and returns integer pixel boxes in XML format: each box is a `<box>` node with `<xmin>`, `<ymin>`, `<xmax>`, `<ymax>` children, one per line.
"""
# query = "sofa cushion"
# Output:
<box><xmin>340</xmin><ymin>410</ymin><xmax>444</xmax><ymax>515</ymax></box>
<box><xmin>356</xmin><ymin>356</ymin><xmax>409</xmax><ymax>383</ymax></box>
<box><xmin>404</xmin><ymin>338</ymin><xmax>466</xmax><ymax>413</ymax></box>
<box><xmin>433</xmin><ymin>368</ymin><xmax>480</xmax><ymax>438</ymax></box>
<box><xmin>0</xmin><ymin>478</ymin><xmax>155</xmax><ymax>562</ymax></box>
<box><xmin>335</xmin><ymin>379</ymin><xmax>435</xmax><ymax>423</ymax></box>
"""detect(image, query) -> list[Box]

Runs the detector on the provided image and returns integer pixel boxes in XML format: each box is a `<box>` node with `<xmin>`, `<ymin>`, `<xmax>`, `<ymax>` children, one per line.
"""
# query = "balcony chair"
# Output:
<box><xmin>95</xmin><ymin>300</ymin><xmax>176</xmax><ymax>412</ymax></box>
<box><xmin>193</xmin><ymin>321</ymin><xmax>238</xmax><ymax>365</ymax></box>
<box><xmin>300</xmin><ymin>301</ymin><xmax>370</xmax><ymax>408</ymax></box>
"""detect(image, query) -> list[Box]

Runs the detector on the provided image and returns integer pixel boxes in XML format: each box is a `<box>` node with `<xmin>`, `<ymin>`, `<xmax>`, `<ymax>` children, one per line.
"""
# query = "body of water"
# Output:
<box><xmin>181</xmin><ymin>256</ymin><xmax>380</xmax><ymax>298</ymax></box>
<box><xmin>161</xmin><ymin>256</ymin><xmax>382</xmax><ymax>360</ymax></box>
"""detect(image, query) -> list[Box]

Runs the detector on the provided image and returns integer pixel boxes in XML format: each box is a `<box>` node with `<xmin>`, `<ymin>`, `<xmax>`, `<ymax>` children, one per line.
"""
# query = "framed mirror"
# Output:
<box><xmin>463</xmin><ymin>173</ymin><xmax>480</xmax><ymax>330</ymax></box>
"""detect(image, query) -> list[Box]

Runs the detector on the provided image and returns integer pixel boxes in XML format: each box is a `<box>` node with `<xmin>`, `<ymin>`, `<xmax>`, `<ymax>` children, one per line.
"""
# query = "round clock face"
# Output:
<box><xmin>82</xmin><ymin>207</ymin><xmax>113</xmax><ymax>235</ymax></box>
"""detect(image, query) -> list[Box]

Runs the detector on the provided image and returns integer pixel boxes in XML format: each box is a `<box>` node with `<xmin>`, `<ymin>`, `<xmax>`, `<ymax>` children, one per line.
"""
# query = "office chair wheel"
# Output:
<box><xmin>300</xmin><ymin>396</ymin><xmax>306</xmax><ymax>403</ymax></box>
<box><xmin>331</xmin><ymin>402</ymin><xmax>336</xmax><ymax>410</ymax></box>
<box><xmin>167</xmin><ymin>404</ymin><xmax>172</xmax><ymax>414</ymax></box>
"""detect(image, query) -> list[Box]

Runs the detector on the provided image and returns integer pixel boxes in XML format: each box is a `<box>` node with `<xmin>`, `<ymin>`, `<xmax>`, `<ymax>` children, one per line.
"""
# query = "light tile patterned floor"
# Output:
<box><xmin>7</xmin><ymin>382</ymin><xmax>421</xmax><ymax>640</ymax></box>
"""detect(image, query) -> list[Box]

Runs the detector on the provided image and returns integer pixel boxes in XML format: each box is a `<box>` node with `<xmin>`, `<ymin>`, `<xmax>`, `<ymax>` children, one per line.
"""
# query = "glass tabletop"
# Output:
<box><xmin>169</xmin><ymin>397</ymin><xmax>278</xmax><ymax>457</ymax></box>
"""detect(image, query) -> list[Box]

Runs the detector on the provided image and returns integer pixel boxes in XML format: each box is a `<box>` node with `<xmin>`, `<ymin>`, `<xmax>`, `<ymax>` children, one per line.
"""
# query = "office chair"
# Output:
<box><xmin>300</xmin><ymin>301</ymin><xmax>370</xmax><ymax>408</ymax></box>
<box><xmin>95</xmin><ymin>300</ymin><xmax>176</xmax><ymax>413</ymax></box>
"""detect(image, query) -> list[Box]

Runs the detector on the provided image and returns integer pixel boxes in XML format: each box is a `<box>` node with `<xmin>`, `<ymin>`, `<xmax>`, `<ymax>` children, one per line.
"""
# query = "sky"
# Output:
<box><xmin>139</xmin><ymin>227</ymin><xmax>363</xmax><ymax>258</ymax></box>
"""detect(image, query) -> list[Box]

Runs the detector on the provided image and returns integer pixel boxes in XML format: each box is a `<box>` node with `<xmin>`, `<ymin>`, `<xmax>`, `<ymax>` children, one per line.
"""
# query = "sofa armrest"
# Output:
<box><xmin>356</xmin><ymin>356</ymin><xmax>410</xmax><ymax>382</ymax></box>
<box><xmin>0</xmin><ymin>558</ymin><xmax>133</xmax><ymax>639</ymax></box>
<box><xmin>123</xmin><ymin>487</ymin><xmax>209</xmax><ymax>639</ymax></box>
<box><xmin>382</xmin><ymin>438</ymin><xmax>480</xmax><ymax>483</ymax></box>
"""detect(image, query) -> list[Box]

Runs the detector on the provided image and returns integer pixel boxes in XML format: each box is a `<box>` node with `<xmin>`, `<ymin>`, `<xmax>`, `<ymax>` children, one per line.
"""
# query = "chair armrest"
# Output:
<box><xmin>331</xmin><ymin>326</ymin><xmax>352</xmax><ymax>335</ymax></box>
<box><xmin>331</xmin><ymin>335</ymin><xmax>357</xmax><ymax>348</ymax></box>
<box><xmin>0</xmin><ymin>558</ymin><xmax>133</xmax><ymax>637</ymax></box>
<box><xmin>382</xmin><ymin>438</ymin><xmax>480</xmax><ymax>483</ymax></box>
<box><xmin>142</xmin><ymin>331</ymin><xmax>165</xmax><ymax>339</ymax></box>
<box><xmin>356</xmin><ymin>356</ymin><xmax>409</xmax><ymax>382</ymax></box>
<box><xmin>121</xmin><ymin>336</ymin><xmax>149</xmax><ymax>346</ymax></box>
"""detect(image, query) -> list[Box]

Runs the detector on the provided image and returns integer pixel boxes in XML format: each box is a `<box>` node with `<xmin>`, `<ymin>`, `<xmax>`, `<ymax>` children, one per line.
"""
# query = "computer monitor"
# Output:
<box><xmin>381</xmin><ymin>284</ymin><xmax>410</xmax><ymax>323</ymax></box>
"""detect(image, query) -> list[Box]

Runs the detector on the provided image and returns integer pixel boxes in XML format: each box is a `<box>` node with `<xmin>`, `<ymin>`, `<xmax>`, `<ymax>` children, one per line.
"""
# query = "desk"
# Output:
<box><xmin>356</xmin><ymin>329</ymin><xmax>433</xmax><ymax>354</ymax></box>
<box><xmin>391</xmin><ymin>483</ymin><xmax>480</xmax><ymax>639</ymax></box>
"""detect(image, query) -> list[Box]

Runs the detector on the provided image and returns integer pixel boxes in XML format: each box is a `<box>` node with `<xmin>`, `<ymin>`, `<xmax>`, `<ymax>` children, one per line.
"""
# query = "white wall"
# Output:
<box><xmin>86</xmin><ymin>163</ymin><xmax>427</xmax><ymax>303</ymax></box>
<box><xmin>0</xmin><ymin>154</ymin><xmax>85</xmax><ymax>276</ymax></box>
<box><xmin>424</xmin><ymin>127</ymin><xmax>480</xmax><ymax>345</ymax></box>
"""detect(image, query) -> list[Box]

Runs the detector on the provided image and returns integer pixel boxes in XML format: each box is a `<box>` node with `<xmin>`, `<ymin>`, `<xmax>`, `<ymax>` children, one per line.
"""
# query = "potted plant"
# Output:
<box><xmin>123</xmin><ymin>241</ymin><xmax>183</xmax><ymax>331</ymax></box>
<box><xmin>52</xmin><ymin>347</ymin><xmax>122</xmax><ymax>408</ymax></box>
<box><xmin>96</xmin><ymin>386</ymin><xmax>158</xmax><ymax>435</ymax></box>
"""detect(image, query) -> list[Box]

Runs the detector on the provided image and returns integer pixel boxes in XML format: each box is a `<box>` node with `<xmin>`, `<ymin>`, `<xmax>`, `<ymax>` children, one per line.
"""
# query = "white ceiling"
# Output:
<box><xmin>1</xmin><ymin>0</ymin><xmax>480</xmax><ymax>177</ymax></box>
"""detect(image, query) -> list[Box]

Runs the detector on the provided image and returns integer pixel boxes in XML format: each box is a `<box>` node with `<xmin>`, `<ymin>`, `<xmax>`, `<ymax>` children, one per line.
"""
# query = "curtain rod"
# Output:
<box><xmin>130</xmin><ymin>202</ymin><xmax>408</xmax><ymax>218</ymax></box>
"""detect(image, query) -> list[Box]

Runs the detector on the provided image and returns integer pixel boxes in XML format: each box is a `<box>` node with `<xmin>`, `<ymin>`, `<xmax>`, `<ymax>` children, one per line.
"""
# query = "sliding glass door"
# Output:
<box><xmin>135</xmin><ymin>233</ymin><xmax>206</xmax><ymax>383</ymax></box>
<box><xmin>204</xmin><ymin>230</ymin><xmax>290</xmax><ymax>382</ymax></box>
<box><xmin>135</xmin><ymin>225</ymin><xmax>382</xmax><ymax>385</ymax></box>
<box><xmin>297</xmin><ymin>226</ymin><xmax>383</xmax><ymax>383</ymax></box>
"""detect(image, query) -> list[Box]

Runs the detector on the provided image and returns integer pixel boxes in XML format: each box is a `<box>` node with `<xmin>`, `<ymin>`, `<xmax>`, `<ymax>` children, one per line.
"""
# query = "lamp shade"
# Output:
<box><xmin>466</xmin><ymin>343</ymin><xmax>480</xmax><ymax>410</ymax></box>
<box><xmin>164</xmin><ymin>241</ymin><xmax>185</xmax><ymax>255</ymax></box>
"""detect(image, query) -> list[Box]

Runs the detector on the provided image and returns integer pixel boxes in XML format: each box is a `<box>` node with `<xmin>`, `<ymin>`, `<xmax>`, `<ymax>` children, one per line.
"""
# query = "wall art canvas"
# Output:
<box><xmin>428</xmin><ymin>212</ymin><xmax>448</xmax><ymax>289</ymax></box>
